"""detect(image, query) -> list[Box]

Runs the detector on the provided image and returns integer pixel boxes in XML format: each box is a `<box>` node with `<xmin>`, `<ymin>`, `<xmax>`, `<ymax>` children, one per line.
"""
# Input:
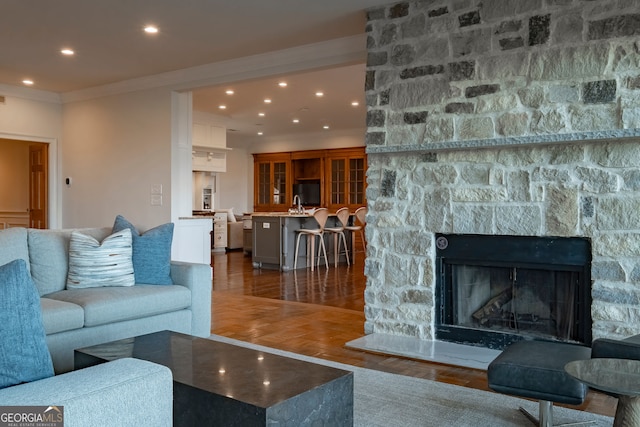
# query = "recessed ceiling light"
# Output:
<box><xmin>258</xmin><ymin>112</ymin><xmax>265</xmax><ymax>117</ymax></box>
<box><xmin>225</xmin><ymin>89</ymin><xmax>234</xmax><ymax>95</ymax></box>
<box><xmin>292</xmin><ymin>119</ymin><xmax>299</xmax><ymax>123</ymax></box>
<box><xmin>257</xmin><ymin>131</ymin><xmax>264</xmax><ymax>135</ymax></box>
<box><xmin>218</xmin><ymin>105</ymin><xmax>226</xmax><ymax>109</ymax></box>
<box><xmin>264</xmin><ymin>98</ymin><xmax>272</xmax><ymax>104</ymax></box>
<box><xmin>323</xmin><ymin>125</ymin><xmax>330</xmax><ymax>130</ymax></box>
<box><xmin>60</xmin><ymin>48</ymin><xmax>74</xmax><ymax>56</ymax></box>
<box><xmin>351</xmin><ymin>101</ymin><xmax>359</xmax><ymax>106</ymax></box>
<box><xmin>22</xmin><ymin>79</ymin><xmax>34</xmax><ymax>86</ymax></box>
<box><xmin>315</xmin><ymin>91</ymin><xmax>324</xmax><ymax>97</ymax></box>
<box><xmin>144</xmin><ymin>25</ymin><xmax>159</xmax><ymax>34</ymax></box>
<box><xmin>278</xmin><ymin>82</ymin><xmax>287</xmax><ymax>87</ymax></box>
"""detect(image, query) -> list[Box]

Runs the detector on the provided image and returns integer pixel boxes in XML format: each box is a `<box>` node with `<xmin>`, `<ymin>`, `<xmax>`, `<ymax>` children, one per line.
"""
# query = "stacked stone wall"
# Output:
<box><xmin>363</xmin><ymin>0</ymin><xmax>640</xmax><ymax>342</ymax></box>
<box><xmin>365</xmin><ymin>0</ymin><xmax>640</xmax><ymax>148</ymax></box>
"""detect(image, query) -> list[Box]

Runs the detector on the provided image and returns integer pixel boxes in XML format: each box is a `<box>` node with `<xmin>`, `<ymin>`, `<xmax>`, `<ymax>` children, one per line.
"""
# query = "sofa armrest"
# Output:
<box><xmin>591</xmin><ymin>336</ymin><xmax>640</xmax><ymax>360</ymax></box>
<box><xmin>227</xmin><ymin>221</ymin><xmax>244</xmax><ymax>249</ymax></box>
<box><xmin>170</xmin><ymin>261</ymin><xmax>211</xmax><ymax>337</ymax></box>
<box><xmin>0</xmin><ymin>358</ymin><xmax>172</xmax><ymax>427</ymax></box>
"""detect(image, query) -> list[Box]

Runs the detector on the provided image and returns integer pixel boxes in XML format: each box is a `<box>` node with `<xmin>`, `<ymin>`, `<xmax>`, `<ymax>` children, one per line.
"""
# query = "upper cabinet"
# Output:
<box><xmin>291</xmin><ymin>150</ymin><xmax>325</xmax><ymax>208</ymax></box>
<box><xmin>325</xmin><ymin>147</ymin><xmax>367</xmax><ymax>212</ymax></box>
<box><xmin>193</xmin><ymin>122</ymin><xmax>226</xmax><ymax>149</ymax></box>
<box><xmin>192</xmin><ymin>122</ymin><xmax>230</xmax><ymax>172</ymax></box>
<box><xmin>253</xmin><ymin>153</ymin><xmax>292</xmax><ymax>212</ymax></box>
<box><xmin>253</xmin><ymin>147</ymin><xmax>366</xmax><ymax>212</ymax></box>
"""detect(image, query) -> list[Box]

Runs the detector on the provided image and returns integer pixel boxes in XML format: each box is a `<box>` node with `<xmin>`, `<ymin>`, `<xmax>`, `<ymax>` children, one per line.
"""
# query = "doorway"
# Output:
<box><xmin>0</xmin><ymin>138</ymin><xmax>49</xmax><ymax>229</ymax></box>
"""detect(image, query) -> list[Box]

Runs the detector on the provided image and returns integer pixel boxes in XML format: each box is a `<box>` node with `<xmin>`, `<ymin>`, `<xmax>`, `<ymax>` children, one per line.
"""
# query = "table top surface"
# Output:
<box><xmin>76</xmin><ymin>331</ymin><xmax>352</xmax><ymax>407</ymax></box>
<box><xmin>565</xmin><ymin>358</ymin><xmax>640</xmax><ymax>397</ymax></box>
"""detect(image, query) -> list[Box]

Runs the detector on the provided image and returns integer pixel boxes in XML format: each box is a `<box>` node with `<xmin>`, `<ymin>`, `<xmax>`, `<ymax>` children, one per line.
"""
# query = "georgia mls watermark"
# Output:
<box><xmin>0</xmin><ymin>406</ymin><xmax>63</xmax><ymax>427</ymax></box>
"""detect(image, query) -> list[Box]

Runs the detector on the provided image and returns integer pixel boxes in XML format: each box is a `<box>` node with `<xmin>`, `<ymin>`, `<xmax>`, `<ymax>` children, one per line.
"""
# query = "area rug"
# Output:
<box><xmin>208</xmin><ymin>334</ymin><xmax>614</xmax><ymax>427</ymax></box>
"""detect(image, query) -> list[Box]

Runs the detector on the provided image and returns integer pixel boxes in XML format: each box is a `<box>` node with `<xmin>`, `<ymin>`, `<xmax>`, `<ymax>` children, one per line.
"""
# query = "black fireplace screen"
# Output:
<box><xmin>435</xmin><ymin>234</ymin><xmax>591</xmax><ymax>349</ymax></box>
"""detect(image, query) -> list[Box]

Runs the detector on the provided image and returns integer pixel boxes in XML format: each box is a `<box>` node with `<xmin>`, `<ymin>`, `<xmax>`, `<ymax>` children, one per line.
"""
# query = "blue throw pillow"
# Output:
<box><xmin>0</xmin><ymin>259</ymin><xmax>54</xmax><ymax>389</ymax></box>
<box><xmin>112</xmin><ymin>215</ymin><xmax>174</xmax><ymax>285</ymax></box>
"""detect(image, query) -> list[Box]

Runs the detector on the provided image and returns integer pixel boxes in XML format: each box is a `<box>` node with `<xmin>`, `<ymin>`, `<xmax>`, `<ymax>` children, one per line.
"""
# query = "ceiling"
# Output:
<box><xmin>192</xmin><ymin>64</ymin><xmax>367</xmax><ymax>140</ymax></box>
<box><xmin>2</xmin><ymin>1</ymin><xmax>391</xmax><ymax>142</ymax></box>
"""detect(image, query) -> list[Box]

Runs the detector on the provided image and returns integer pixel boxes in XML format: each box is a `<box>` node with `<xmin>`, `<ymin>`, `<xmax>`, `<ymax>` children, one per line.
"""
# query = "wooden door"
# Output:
<box><xmin>29</xmin><ymin>143</ymin><xmax>48</xmax><ymax>229</ymax></box>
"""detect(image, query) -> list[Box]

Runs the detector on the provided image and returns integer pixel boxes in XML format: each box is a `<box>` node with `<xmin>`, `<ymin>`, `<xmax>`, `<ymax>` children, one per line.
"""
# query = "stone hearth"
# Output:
<box><xmin>362</xmin><ymin>0</ymin><xmax>640</xmax><ymax>347</ymax></box>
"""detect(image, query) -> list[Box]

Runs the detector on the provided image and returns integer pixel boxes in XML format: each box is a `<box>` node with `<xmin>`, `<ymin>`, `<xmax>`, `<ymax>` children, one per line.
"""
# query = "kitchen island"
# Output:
<box><xmin>252</xmin><ymin>212</ymin><xmax>351</xmax><ymax>271</ymax></box>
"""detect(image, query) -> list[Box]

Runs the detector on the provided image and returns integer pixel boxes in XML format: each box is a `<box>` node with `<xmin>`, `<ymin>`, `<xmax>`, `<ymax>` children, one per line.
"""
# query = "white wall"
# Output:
<box><xmin>0</xmin><ymin>95</ymin><xmax>62</xmax><ymax>138</ymax></box>
<box><xmin>216</xmin><ymin>146</ymin><xmax>251</xmax><ymax>214</ymax></box>
<box><xmin>243</xmin><ymin>128</ymin><xmax>365</xmax><ymax>154</ymax></box>
<box><xmin>62</xmin><ymin>88</ymin><xmax>173</xmax><ymax>229</ymax></box>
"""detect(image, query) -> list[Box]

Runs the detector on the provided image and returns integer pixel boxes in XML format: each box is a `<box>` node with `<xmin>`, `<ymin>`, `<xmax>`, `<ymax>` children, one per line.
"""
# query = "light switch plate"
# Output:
<box><xmin>150</xmin><ymin>195</ymin><xmax>163</xmax><ymax>206</ymax></box>
<box><xmin>150</xmin><ymin>184</ymin><xmax>163</xmax><ymax>195</ymax></box>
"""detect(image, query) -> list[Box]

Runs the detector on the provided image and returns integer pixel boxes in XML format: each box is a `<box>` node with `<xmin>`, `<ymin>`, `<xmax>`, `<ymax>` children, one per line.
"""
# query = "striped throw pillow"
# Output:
<box><xmin>66</xmin><ymin>229</ymin><xmax>135</xmax><ymax>289</ymax></box>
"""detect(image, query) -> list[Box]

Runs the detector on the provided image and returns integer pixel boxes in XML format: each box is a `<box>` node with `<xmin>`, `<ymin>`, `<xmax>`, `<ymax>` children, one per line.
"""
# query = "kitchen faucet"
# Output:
<box><xmin>292</xmin><ymin>195</ymin><xmax>303</xmax><ymax>214</ymax></box>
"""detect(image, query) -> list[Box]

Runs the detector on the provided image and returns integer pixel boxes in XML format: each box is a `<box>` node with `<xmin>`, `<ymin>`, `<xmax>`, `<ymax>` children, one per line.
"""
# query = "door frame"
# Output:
<box><xmin>0</xmin><ymin>132</ymin><xmax>59</xmax><ymax>228</ymax></box>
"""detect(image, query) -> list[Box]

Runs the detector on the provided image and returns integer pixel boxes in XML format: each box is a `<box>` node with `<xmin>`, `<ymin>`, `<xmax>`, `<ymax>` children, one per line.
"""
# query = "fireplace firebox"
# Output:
<box><xmin>435</xmin><ymin>234</ymin><xmax>592</xmax><ymax>350</ymax></box>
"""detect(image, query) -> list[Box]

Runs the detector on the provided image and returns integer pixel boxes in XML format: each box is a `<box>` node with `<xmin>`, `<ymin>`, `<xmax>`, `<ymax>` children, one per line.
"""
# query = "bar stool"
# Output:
<box><xmin>344</xmin><ymin>206</ymin><xmax>367</xmax><ymax>264</ymax></box>
<box><xmin>324</xmin><ymin>207</ymin><xmax>351</xmax><ymax>268</ymax></box>
<box><xmin>293</xmin><ymin>208</ymin><xmax>329</xmax><ymax>271</ymax></box>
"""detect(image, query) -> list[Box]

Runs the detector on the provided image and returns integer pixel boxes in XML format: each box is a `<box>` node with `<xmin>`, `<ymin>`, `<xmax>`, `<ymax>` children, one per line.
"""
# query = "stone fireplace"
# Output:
<box><xmin>362</xmin><ymin>0</ymin><xmax>640</xmax><ymax>349</ymax></box>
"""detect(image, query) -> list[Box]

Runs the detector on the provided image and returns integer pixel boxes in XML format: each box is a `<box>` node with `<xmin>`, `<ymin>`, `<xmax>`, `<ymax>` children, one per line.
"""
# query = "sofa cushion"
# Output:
<box><xmin>0</xmin><ymin>227</ymin><xmax>30</xmax><ymax>272</ymax></box>
<box><xmin>28</xmin><ymin>228</ymin><xmax>111</xmax><ymax>296</ymax></box>
<box><xmin>46</xmin><ymin>284</ymin><xmax>191</xmax><ymax>327</ymax></box>
<box><xmin>112</xmin><ymin>215</ymin><xmax>174</xmax><ymax>285</ymax></box>
<box><xmin>40</xmin><ymin>298</ymin><xmax>85</xmax><ymax>334</ymax></box>
<box><xmin>66</xmin><ymin>229</ymin><xmax>135</xmax><ymax>289</ymax></box>
<box><xmin>0</xmin><ymin>259</ymin><xmax>54</xmax><ymax>389</ymax></box>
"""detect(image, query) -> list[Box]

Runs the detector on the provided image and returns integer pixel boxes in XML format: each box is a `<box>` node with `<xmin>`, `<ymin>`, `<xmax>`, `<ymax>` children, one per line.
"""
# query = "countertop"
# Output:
<box><xmin>178</xmin><ymin>216</ymin><xmax>215</xmax><ymax>220</ymax></box>
<box><xmin>251</xmin><ymin>212</ymin><xmax>312</xmax><ymax>217</ymax></box>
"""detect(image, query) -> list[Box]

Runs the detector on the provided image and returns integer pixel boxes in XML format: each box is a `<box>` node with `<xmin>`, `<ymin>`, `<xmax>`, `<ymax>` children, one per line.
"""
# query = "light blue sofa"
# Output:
<box><xmin>1</xmin><ymin>227</ymin><xmax>212</xmax><ymax>373</ymax></box>
<box><xmin>0</xmin><ymin>358</ymin><xmax>173</xmax><ymax>427</ymax></box>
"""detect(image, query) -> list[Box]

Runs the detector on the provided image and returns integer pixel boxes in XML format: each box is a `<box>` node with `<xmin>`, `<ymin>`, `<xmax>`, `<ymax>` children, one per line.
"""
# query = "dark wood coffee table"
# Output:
<box><xmin>75</xmin><ymin>331</ymin><xmax>353</xmax><ymax>426</ymax></box>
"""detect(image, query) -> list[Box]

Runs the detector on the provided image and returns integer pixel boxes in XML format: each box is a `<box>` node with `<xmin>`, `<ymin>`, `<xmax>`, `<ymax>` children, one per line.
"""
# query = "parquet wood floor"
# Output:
<box><xmin>210</xmin><ymin>249</ymin><xmax>617</xmax><ymax>418</ymax></box>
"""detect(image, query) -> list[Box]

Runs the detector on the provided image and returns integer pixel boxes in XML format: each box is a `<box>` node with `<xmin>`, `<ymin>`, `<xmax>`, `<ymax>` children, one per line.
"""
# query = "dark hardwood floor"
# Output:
<box><xmin>210</xmin><ymin>248</ymin><xmax>617</xmax><ymax>418</ymax></box>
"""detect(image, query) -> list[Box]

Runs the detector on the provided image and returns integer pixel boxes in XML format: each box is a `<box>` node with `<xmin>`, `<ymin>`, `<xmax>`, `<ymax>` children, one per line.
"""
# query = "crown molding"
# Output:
<box><xmin>0</xmin><ymin>83</ymin><xmax>61</xmax><ymax>104</ymax></box>
<box><xmin>61</xmin><ymin>34</ymin><xmax>367</xmax><ymax>104</ymax></box>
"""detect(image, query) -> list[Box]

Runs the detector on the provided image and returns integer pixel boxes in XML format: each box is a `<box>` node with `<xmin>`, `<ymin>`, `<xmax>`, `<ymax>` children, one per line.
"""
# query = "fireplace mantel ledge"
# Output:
<box><xmin>366</xmin><ymin>128</ymin><xmax>640</xmax><ymax>155</ymax></box>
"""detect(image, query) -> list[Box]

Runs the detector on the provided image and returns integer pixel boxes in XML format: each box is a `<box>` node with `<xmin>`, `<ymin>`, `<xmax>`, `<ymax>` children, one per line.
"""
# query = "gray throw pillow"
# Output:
<box><xmin>66</xmin><ymin>229</ymin><xmax>135</xmax><ymax>289</ymax></box>
<box><xmin>0</xmin><ymin>259</ymin><xmax>54</xmax><ymax>389</ymax></box>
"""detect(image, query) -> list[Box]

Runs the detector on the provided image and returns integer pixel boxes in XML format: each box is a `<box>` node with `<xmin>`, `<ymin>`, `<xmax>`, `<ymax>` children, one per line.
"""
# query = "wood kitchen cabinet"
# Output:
<box><xmin>325</xmin><ymin>147</ymin><xmax>367</xmax><ymax>212</ymax></box>
<box><xmin>252</xmin><ymin>147</ymin><xmax>366</xmax><ymax>212</ymax></box>
<box><xmin>212</xmin><ymin>211</ymin><xmax>227</xmax><ymax>252</ymax></box>
<box><xmin>253</xmin><ymin>153</ymin><xmax>291</xmax><ymax>212</ymax></box>
<box><xmin>291</xmin><ymin>150</ymin><xmax>324</xmax><ymax>207</ymax></box>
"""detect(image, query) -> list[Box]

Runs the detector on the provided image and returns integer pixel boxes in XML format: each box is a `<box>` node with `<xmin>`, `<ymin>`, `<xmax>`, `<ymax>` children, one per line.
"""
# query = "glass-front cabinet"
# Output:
<box><xmin>253</xmin><ymin>147</ymin><xmax>366</xmax><ymax>212</ymax></box>
<box><xmin>325</xmin><ymin>147</ymin><xmax>367</xmax><ymax>211</ymax></box>
<box><xmin>253</xmin><ymin>153</ymin><xmax>291</xmax><ymax>212</ymax></box>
